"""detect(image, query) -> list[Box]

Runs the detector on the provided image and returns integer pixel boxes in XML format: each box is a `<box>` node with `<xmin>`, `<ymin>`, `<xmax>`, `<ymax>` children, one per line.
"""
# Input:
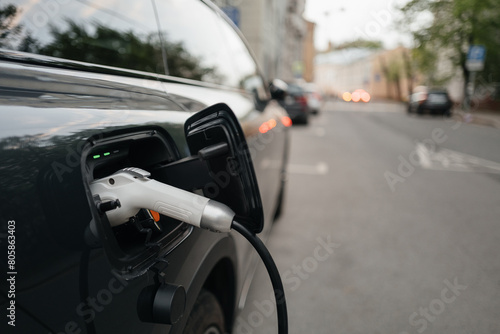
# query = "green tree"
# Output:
<box><xmin>399</xmin><ymin>0</ymin><xmax>500</xmax><ymax>97</ymax></box>
<box><xmin>1</xmin><ymin>5</ymin><xmax>219</xmax><ymax>82</ymax></box>
<box><xmin>0</xmin><ymin>4</ymin><xmax>22</xmax><ymax>48</ymax></box>
<box><xmin>402</xmin><ymin>49</ymin><xmax>415</xmax><ymax>98</ymax></box>
<box><xmin>0</xmin><ymin>4</ymin><xmax>40</xmax><ymax>53</ymax></box>
<box><xmin>334</xmin><ymin>39</ymin><xmax>383</xmax><ymax>51</ymax></box>
<box><xmin>380</xmin><ymin>56</ymin><xmax>404</xmax><ymax>101</ymax></box>
<box><xmin>40</xmin><ymin>20</ymin><xmax>216</xmax><ymax>81</ymax></box>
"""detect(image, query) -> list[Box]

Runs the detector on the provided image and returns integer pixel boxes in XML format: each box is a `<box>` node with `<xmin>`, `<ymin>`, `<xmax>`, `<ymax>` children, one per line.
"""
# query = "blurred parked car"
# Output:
<box><xmin>408</xmin><ymin>89</ymin><xmax>453</xmax><ymax>116</ymax></box>
<box><xmin>278</xmin><ymin>82</ymin><xmax>311</xmax><ymax>124</ymax></box>
<box><xmin>302</xmin><ymin>83</ymin><xmax>323</xmax><ymax>114</ymax></box>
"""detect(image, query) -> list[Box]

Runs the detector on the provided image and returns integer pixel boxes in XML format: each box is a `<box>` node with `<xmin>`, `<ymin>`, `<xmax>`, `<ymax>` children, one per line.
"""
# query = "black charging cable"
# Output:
<box><xmin>231</xmin><ymin>221</ymin><xmax>288</xmax><ymax>334</ymax></box>
<box><xmin>89</xmin><ymin>168</ymin><xmax>287</xmax><ymax>332</ymax></box>
<box><xmin>79</xmin><ymin>248</ymin><xmax>97</xmax><ymax>334</ymax></box>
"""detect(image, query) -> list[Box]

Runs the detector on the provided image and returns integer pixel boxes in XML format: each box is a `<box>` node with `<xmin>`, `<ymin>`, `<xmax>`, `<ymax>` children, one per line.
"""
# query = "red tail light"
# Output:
<box><xmin>295</xmin><ymin>95</ymin><xmax>308</xmax><ymax>107</ymax></box>
<box><xmin>281</xmin><ymin>116</ymin><xmax>292</xmax><ymax>127</ymax></box>
<box><xmin>259</xmin><ymin>118</ymin><xmax>278</xmax><ymax>134</ymax></box>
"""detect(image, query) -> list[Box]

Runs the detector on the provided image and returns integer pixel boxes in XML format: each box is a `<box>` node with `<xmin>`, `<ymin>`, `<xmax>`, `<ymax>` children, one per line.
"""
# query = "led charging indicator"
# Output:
<box><xmin>93</xmin><ymin>152</ymin><xmax>113</xmax><ymax>159</ymax></box>
<box><xmin>93</xmin><ymin>150</ymin><xmax>118</xmax><ymax>160</ymax></box>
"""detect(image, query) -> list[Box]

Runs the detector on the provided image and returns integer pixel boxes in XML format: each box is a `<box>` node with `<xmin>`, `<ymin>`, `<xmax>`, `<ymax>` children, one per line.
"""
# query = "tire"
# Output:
<box><xmin>183</xmin><ymin>290</ymin><xmax>225</xmax><ymax>334</ymax></box>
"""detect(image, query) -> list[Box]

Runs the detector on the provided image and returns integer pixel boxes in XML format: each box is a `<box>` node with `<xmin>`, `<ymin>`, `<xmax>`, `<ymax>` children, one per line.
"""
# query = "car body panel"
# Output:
<box><xmin>302</xmin><ymin>83</ymin><xmax>322</xmax><ymax>114</ymax></box>
<box><xmin>278</xmin><ymin>83</ymin><xmax>311</xmax><ymax>124</ymax></box>
<box><xmin>0</xmin><ymin>10</ymin><xmax>288</xmax><ymax>330</ymax></box>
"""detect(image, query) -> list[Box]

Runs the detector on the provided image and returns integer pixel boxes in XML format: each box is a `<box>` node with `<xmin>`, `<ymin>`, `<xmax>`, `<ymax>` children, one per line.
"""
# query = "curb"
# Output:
<box><xmin>452</xmin><ymin>110</ymin><xmax>500</xmax><ymax>129</ymax></box>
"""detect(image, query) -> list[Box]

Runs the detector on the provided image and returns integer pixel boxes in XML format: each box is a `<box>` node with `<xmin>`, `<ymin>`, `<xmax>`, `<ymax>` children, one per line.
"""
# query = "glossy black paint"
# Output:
<box><xmin>185</xmin><ymin>103</ymin><xmax>264</xmax><ymax>233</ymax></box>
<box><xmin>278</xmin><ymin>82</ymin><xmax>311</xmax><ymax>125</ymax></box>
<box><xmin>0</xmin><ymin>6</ymin><xmax>289</xmax><ymax>334</ymax></box>
<box><xmin>0</xmin><ymin>1</ymin><xmax>289</xmax><ymax>332</ymax></box>
<box><xmin>408</xmin><ymin>90</ymin><xmax>453</xmax><ymax>116</ymax></box>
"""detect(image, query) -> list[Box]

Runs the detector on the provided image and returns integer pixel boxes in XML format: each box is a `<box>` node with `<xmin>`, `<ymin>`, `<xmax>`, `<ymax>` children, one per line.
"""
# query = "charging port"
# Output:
<box><xmin>81</xmin><ymin>127</ymin><xmax>192</xmax><ymax>277</ymax></box>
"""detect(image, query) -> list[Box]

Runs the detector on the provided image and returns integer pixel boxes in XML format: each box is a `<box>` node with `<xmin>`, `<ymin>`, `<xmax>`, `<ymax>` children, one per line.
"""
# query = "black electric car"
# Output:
<box><xmin>0</xmin><ymin>1</ymin><xmax>289</xmax><ymax>333</ymax></box>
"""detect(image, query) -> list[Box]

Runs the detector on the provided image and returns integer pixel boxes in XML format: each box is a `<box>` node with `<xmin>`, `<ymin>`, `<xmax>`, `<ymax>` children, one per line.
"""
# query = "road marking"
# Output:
<box><xmin>416</xmin><ymin>143</ymin><xmax>432</xmax><ymax>168</ymax></box>
<box><xmin>416</xmin><ymin>143</ymin><xmax>500</xmax><ymax>173</ymax></box>
<box><xmin>288</xmin><ymin>162</ymin><xmax>329</xmax><ymax>175</ymax></box>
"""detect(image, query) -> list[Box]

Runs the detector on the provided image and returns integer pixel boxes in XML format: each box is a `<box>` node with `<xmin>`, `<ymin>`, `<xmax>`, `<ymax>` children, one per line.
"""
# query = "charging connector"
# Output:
<box><xmin>89</xmin><ymin>167</ymin><xmax>235</xmax><ymax>233</ymax></box>
<box><xmin>90</xmin><ymin>167</ymin><xmax>287</xmax><ymax>333</ymax></box>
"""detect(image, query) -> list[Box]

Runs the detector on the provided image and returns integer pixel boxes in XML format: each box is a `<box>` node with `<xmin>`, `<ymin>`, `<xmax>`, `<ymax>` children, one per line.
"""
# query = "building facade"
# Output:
<box><xmin>213</xmin><ymin>0</ymin><xmax>307</xmax><ymax>82</ymax></box>
<box><xmin>302</xmin><ymin>20</ymin><xmax>316</xmax><ymax>83</ymax></box>
<box><xmin>315</xmin><ymin>46</ymin><xmax>414</xmax><ymax>101</ymax></box>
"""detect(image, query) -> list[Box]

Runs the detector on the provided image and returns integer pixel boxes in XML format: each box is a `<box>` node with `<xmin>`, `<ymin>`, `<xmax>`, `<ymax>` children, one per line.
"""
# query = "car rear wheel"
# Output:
<box><xmin>183</xmin><ymin>290</ymin><xmax>225</xmax><ymax>334</ymax></box>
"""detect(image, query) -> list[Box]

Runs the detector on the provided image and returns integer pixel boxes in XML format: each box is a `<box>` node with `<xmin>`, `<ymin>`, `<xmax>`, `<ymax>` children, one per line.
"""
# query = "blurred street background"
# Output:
<box><xmin>238</xmin><ymin>100</ymin><xmax>500</xmax><ymax>334</ymax></box>
<box><xmin>214</xmin><ymin>0</ymin><xmax>500</xmax><ymax>333</ymax></box>
<box><xmin>214</xmin><ymin>0</ymin><xmax>499</xmax><ymax>113</ymax></box>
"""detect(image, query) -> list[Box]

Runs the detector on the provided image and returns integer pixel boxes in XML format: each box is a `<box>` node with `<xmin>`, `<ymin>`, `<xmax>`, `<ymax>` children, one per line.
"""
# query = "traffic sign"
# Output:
<box><xmin>466</xmin><ymin>45</ymin><xmax>486</xmax><ymax>71</ymax></box>
<box><xmin>222</xmin><ymin>6</ymin><xmax>240</xmax><ymax>28</ymax></box>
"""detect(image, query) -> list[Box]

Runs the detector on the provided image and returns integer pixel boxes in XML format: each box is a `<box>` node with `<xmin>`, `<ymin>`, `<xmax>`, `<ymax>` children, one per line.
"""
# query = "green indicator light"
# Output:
<box><xmin>103</xmin><ymin>152</ymin><xmax>111</xmax><ymax>156</ymax></box>
<box><xmin>93</xmin><ymin>155</ymin><xmax>101</xmax><ymax>159</ymax></box>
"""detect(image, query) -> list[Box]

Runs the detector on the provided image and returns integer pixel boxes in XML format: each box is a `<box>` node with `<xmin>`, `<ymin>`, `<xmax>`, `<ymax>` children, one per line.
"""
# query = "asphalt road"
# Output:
<box><xmin>235</xmin><ymin>100</ymin><xmax>500</xmax><ymax>334</ymax></box>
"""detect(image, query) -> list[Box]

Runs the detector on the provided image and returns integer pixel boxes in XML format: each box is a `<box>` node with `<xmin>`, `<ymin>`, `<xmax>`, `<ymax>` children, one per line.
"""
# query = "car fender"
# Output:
<box><xmin>163</xmin><ymin>229</ymin><xmax>238</xmax><ymax>333</ymax></box>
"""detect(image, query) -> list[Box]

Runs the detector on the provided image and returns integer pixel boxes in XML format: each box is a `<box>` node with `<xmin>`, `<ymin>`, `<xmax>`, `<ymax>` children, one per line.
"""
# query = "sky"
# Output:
<box><xmin>303</xmin><ymin>0</ymin><xmax>413</xmax><ymax>51</ymax></box>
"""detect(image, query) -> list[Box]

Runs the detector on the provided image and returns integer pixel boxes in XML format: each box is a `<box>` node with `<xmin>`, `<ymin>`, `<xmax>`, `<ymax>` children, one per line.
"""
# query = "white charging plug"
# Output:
<box><xmin>89</xmin><ymin>167</ymin><xmax>235</xmax><ymax>233</ymax></box>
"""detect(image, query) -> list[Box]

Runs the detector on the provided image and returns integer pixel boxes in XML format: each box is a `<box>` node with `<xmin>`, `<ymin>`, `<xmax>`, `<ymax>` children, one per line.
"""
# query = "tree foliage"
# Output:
<box><xmin>334</xmin><ymin>39</ymin><xmax>383</xmax><ymax>51</ymax></box>
<box><xmin>0</xmin><ymin>4</ymin><xmax>22</xmax><ymax>48</ymax></box>
<box><xmin>399</xmin><ymin>0</ymin><xmax>500</xmax><ymax>87</ymax></box>
<box><xmin>39</xmin><ymin>21</ymin><xmax>216</xmax><ymax>80</ymax></box>
<box><xmin>0</xmin><ymin>3</ymin><xmax>217</xmax><ymax>81</ymax></box>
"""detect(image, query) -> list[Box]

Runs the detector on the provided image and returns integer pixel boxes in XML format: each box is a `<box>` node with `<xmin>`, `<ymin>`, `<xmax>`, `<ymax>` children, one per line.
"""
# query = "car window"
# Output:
<box><xmin>287</xmin><ymin>84</ymin><xmax>304</xmax><ymax>95</ymax></box>
<box><xmin>427</xmin><ymin>93</ymin><xmax>448</xmax><ymax>103</ymax></box>
<box><xmin>411</xmin><ymin>92</ymin><xmax>426</xmax><ymax>102</ymax></box>
<box><xmin>153</xmin><ymin>0</ymin><xmax>268</xmax><ymax>97</ymax></box>
<box><xmin>214</xmin><ymin>4</ymin><xmax>268</xmax><ymax>100</ymax></box>
<box><xmin>1</xmin><ymin>0</ymin><xmax>267</xmax><ymax>96</ymax></box>
<box><xmin>3</xmin><ymin>0</ymin><xmax>165</xmax><ymax>73</ymax></box>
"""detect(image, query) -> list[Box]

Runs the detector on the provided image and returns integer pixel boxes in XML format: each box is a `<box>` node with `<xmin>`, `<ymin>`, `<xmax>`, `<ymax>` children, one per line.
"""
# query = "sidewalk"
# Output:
<box><xmin>452</xmin><ymin>109</ymin><xmax>500</xmax><ymax>129</ymax></box>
